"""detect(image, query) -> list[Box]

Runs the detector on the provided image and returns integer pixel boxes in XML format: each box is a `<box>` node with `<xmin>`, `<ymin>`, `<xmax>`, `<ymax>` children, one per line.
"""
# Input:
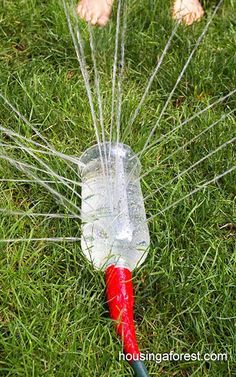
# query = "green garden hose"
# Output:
<box><xmin>132</xmin><ymin>360</ymin><xmax>150</xmax><ymax>377</ymax></box>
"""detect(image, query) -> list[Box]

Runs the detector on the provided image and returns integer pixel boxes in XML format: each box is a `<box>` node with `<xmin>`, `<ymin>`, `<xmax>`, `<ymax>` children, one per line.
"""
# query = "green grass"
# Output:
<box><xmin>0</xmin><ymin>0</ymin><xmax>236</xmax><ymax>376</ymax></box>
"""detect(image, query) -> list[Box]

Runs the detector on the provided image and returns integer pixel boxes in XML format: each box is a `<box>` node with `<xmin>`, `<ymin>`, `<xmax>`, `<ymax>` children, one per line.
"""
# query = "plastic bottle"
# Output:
<box><xmin>79</xmin><ymin>142</ymin><xmax>150</xmax><ymax>377</ymax></box>
<box><xmin>80</xmin><ymin>142</ymin><xmax>150</xmax><ymax>270</ymax></box>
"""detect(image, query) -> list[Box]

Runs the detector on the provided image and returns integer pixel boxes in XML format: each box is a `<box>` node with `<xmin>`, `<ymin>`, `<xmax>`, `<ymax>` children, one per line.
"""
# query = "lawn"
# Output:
<box><xmin>0</xmin><ymin>0</ymin><xmax>235</xmax><ymax>376</ymax></box>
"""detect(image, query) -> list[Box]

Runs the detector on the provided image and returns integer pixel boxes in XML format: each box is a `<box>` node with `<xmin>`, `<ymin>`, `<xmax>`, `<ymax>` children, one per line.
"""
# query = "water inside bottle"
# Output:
<box><xmin>80</xmin><ymin>143</ymin><xmax>150</xmax><ymax>270</ymax></box>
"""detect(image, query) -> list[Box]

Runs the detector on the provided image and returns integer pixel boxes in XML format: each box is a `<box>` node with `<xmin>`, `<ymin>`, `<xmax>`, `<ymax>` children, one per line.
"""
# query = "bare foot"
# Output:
<box><xmin>172</xmin><ymin>0</ymin><xmax>204</xmax><ymax>25</ymax></box>
<box><xmin>77</xmin><ymin>0</ymin><xmax>114</xmax><ymax>26</ymax></box>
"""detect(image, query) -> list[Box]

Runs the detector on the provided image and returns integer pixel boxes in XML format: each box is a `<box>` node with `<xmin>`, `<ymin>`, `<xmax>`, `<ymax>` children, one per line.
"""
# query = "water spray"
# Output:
<box><xmin>80</xmin><ymin>142</ymin><xmax>150</xmax><ymax>376</ymax></box>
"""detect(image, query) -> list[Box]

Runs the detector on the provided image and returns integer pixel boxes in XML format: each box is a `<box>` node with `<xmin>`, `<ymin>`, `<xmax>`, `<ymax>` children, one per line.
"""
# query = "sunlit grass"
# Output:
<box><xmin>0</xmin><ymin>0</ymin><xmax>235</xmax><ymax>376</ymax></box>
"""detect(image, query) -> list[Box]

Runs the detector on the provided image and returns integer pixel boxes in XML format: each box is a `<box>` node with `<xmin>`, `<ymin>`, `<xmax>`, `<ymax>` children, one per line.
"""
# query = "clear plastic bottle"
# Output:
<box><xmin>79</xmin><ymin>142</ymin><xmax>150</xmax><ymax>270</ymax></box>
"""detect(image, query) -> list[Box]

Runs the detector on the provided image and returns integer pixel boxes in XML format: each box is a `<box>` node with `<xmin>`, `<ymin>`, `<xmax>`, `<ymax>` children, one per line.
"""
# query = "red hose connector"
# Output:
<box><xmin>105</xmin><ymin>264</ymin><xmax>140</xmax><ymax>361</ymax></box>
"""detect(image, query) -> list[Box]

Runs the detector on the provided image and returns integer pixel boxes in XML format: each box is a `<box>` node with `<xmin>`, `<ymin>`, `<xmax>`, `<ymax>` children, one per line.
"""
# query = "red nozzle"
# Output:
<box><xmin>105</xmin><ymin>264</ymin><xmax>140</xmax><ymax>360</ymax></box>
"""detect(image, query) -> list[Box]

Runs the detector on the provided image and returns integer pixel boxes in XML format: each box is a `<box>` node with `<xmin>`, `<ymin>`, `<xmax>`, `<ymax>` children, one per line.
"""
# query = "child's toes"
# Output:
<box><xmin>185</xmin><ymin>14</ymin><xmax>192</xmax><ymax>25</ymax></box>
<box><xmin>91</xmin><ymin>14</ymin><xmax>98</xmax><ymax>25</ymax></box>
<box><xmin>97</xmin><ymin>15</ymin><xmax>109</xmax><ymax>26</ymax></box>
<box><xmin>85</xmin><ymin>11</ymin><xmax>92</xmax><ymax>22</ymax></box>
<box><xmin>77</xmin><ymin>3</ymin><xmax>86</xmax><ymax>18</ymax></box>
<box><xmin>186</xmin><ymin>10</ymin><xmax>203</xmax><ymax>25</ymax></box>
<box><xmin>172</xmin><ymin>0</ymin><xmax>204</xmax><ymax>25</ymax></box>
<box><xmin>78</xmin><ymin>6</ymin><xmax>86</xmax><ymax>19</ymax></box>
<box><xmin>77</xmin><ymin>3</ymin><xmax>82</xmax><ymax>14</ymax></box>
